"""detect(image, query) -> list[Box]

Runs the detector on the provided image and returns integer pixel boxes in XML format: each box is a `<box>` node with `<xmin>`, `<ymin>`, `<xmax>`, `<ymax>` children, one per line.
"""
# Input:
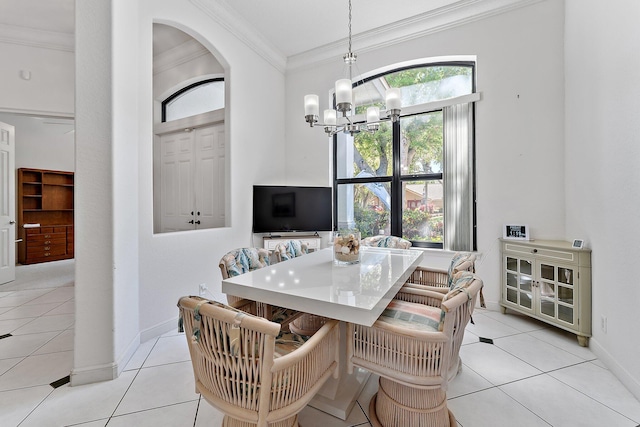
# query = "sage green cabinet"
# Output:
<box><xmin>500</xmin><ymin>239</ymin><xmax>591</xmax><ymax>346</ymax></box>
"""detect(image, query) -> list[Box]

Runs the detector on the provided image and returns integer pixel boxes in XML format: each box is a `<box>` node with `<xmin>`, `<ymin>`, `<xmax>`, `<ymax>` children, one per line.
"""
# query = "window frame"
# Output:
<box><xmin>161</xmin><ymin>77</ymin><xmax>224</xmax><ymax>123</ymax></box>
<box><xmin>332</xmin><ymin>60</ymin><xmax>477</xmax><ymax>249</ymax></box>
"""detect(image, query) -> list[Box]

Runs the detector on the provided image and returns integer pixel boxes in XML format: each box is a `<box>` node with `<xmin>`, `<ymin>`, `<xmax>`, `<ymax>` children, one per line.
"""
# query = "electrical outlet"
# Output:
<box><xmin>199</xmin><ymin>283</ymin><xmax>207</xmax><ymax>296</ymax></box>
<box><xmin>601</xmin><ymin>315</ymin><xmax>607</xmax><ymax>333</ymax></box>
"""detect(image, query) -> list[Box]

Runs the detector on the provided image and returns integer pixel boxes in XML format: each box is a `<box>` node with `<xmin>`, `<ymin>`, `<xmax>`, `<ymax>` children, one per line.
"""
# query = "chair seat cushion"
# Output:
<box><xmin>378</xmin><ymin>299</ymin><xmax>443</xmax><ymax>332</ymax></box>
<box><xmin>274</xmin><ymin>330</ymin><xmax>310</xmax><ymax>358</ymax></box>
<box><xmin>271</xmin><ymin>307</ymin><xmax>298</xmax><ymax>324</ymax></box>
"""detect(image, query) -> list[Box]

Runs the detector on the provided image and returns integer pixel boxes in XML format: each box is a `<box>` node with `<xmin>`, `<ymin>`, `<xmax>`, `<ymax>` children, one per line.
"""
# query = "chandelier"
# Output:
<box><xmin>303</xmin><ymin>0</ymin><xmax>401</xmax><ymax>137</ymax></box>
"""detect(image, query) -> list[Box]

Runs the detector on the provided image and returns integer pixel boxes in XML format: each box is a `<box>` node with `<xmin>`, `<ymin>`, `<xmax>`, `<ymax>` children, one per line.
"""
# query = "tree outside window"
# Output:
<box><xmin>334</xmin><ymin>63</ymin><xmax>474</xmax><ymax>249</ymax></box>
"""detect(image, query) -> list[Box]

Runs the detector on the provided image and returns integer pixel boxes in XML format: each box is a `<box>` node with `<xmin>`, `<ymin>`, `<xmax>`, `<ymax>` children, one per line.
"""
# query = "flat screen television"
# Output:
<box><xmin>252</xmin><ymin>185</ymin><xmax>332</xmax><ymax>233</ymax></box>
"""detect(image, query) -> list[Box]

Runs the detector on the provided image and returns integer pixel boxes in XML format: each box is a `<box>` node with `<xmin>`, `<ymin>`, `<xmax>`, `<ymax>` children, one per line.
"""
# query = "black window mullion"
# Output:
<box><xmin>390</xmin><ymin>120</ymin><xmax>402</xmax><ymax>237</ymax></box>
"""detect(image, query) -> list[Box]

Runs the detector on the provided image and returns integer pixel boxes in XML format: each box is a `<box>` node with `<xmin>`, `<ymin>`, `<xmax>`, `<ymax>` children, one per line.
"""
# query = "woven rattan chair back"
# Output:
<box><xmin>219</xmin><ymin>248</ymin><xmax>270</xmax><ymax>308</ymax></box>
<box><xmin>347</xmin><ymin>273</ymin><xmax>483</xmax><ymax>426</ymax></box>
<box><xmin>273</xmin><ymin>240</ymin><xmax>309</xmax><ymax>263</ymax></box>
<box><xmin>178</xmin><ymin>296</ymin><xmax>340</xmax><ymax>427</ymax></box>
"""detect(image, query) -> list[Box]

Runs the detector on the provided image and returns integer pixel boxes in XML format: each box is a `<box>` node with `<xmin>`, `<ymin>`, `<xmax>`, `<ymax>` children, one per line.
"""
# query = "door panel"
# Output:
<box><xmin>0</xmin><ymin>122</ymin><xmax>15</xmax><ymax>284</ymax></box>
<box><xmin>158</xmin><ymin>124</ymin><xmax>226</xmax><ymax>232</ymax></box>
<box><xmin>160</xmin><ymin>132</ymin><xmax>194</xmax><ymax>232</ymax></box>
<box><xmin>195</xmin><ymin>124</ymin><xmax>225</xmax><ymax>229</ymax></box>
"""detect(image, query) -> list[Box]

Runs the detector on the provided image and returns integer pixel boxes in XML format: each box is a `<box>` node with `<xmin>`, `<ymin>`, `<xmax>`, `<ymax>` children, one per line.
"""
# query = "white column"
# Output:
<box><xmin>73</xmin><ymin>0</ymin><xmax>140</xmax><ymax>386</ymax></box>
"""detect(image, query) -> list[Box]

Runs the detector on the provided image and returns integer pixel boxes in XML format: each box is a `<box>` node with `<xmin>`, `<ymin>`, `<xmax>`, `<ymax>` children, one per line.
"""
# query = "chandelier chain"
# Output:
<box><xmin>348</xmin><ymin>0</ymin><xmax>352</xmax><ymax>55</ymax></box>
<box><xmin>303</xmin><ymin>0</ymin><xmax>401</xmax><ymax>134</ymax></box>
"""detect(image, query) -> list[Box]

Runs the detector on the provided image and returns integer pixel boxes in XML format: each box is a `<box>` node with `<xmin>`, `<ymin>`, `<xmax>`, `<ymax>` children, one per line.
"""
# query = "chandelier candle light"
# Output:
<box><xmin>304</xmin><ymin>0</ymin><xmax>401</xmax><ymax>136</ymax></box>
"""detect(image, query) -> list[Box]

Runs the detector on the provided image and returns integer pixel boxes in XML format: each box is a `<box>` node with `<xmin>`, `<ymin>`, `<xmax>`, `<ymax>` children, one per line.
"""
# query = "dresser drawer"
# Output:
<box><xmin>503</xmin><ymin>242</ymin><xmax>577</xmax><ymax>264</ymax></box>
<box><xmin>27</xmin><ymin>233</ymin><xmax>66</xmax><ymax>246</ymax></box>
<box><xmin>27</xmin><ymin>243</ymin><xmax>67</xmax><ymax>258</ymax></box>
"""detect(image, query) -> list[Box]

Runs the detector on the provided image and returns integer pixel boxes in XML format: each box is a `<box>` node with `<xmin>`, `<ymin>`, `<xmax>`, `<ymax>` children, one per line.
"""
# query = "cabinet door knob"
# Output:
<box><xmin>188</xmin><ymin>220</ymin><xmax>194</xmax><ymax>224</ymax></box>
<box><xmin>532</xmin><ymin>249</ymin><xmax>538</xmax><ymax>253</ymax></box>
<box><xmin>9</xmin><ymin>220</ymin><xmax>15</xmax><ymax>224</ymax></box>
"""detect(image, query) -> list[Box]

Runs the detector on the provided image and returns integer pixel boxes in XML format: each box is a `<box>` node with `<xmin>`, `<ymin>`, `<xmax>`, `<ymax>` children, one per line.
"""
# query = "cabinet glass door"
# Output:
<box><xmin>505</xmin><ymin>256</ymin><xmax>534</xmax><ymax>312</ymax></box>
<box><xmin>538</xmin><ymin>263</ymin><xmax>575</xmax><ymax>325</ymax></box>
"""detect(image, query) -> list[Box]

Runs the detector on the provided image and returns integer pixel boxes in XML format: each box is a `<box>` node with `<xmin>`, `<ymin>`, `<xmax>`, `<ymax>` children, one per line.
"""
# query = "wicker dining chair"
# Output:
<box><xmin>219</xmin><ymin>248</ymin><xmax>301</xmax><ymax>325</ymax></box>
<box><xmin>401</xmin><ymin>252</ymin><xmax>476</xmax><ymax>293</ymax></box>
<box><xmin>360</xmin><ymin>235</ymin><xmax>412</xmax><ymax>249</ymax></box>
<box><xmin>273</xmin><ymin>240</ymin><xmax>328</xmax><ymax>336</ymax></box>
<box><xmin>178</xmin><ymin>296</ymin><xmax>340</xmax><ymax>427</ymax></box>
<box><xmin>347</xmin><ymin>272</ymin><xmax>483</xmax><ymax>427</ymax></box>
<box><xmin>273</xmin><ymin>240</ymin><xmax>309</xmax><ymax>263</ymax></box>
<box><xmin>219</xmin><ymin>248</ymin><xmax>269</xmax><ymax>314</ymax></box>
<box><xmin>396</xmin><ymin>252</ymin><xmax>482</xmax><ymax>381</ymax></box>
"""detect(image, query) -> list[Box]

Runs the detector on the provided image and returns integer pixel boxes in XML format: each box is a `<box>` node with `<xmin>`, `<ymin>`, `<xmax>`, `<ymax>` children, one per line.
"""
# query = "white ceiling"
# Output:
<box><xmin>0</xmin><ymin>0</ymin><xmax>464</xmax><ymax>58</ymax></box>
<box><xmin>214</xmin><ymin>0</ymin><xmax>461</xmax><ymax>58</ymax></box>
<box><xmin>0</xmin><ymin>0</ymin><xmax>74</xmax><ymax>34</ymax></box>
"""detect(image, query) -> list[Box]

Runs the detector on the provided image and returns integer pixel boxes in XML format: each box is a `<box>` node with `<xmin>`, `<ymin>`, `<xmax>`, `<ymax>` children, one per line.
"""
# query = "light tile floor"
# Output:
<box><xmin>2</xmin><ymin>260</ymin><xmax>640</xmax><ymax>427</ymax></box>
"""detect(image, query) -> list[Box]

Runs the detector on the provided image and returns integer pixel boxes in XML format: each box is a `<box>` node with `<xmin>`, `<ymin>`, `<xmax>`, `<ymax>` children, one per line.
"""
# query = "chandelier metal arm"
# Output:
<box><xmin>303</xmin><ymin>0</ymin><xmax>401</xmax><ymax>136</ymax></box>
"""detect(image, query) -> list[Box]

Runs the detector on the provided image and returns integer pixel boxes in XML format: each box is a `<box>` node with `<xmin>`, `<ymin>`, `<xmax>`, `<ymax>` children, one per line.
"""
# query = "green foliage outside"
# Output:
<box><xmin>345</xmin><ymin>65</ymin><xmax>472</xmax><ymax>243</ymax></box>
<box><xmin>354</xmin><ymin>204</ymin><xmax>388</xmax><ymax>239</ymax></box>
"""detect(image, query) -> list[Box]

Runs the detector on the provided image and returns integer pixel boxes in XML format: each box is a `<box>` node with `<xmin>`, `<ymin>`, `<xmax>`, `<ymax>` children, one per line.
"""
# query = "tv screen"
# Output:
<box><xmin>253</xmin><ymin>185</ymin><xmax>332</xmax><ymax>233</ymax></box>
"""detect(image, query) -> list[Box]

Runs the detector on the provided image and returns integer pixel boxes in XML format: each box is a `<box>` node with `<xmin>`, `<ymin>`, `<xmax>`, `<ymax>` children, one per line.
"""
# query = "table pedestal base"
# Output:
<box><xmin>368</xmin><ymin>378</ymin><xmax>456</xmax><ymax>427</ymax></box>
<box><xmin>308</xmin><ymin>368</ymin><xmax>369</xmax><ymax>420</ymax></box>
<box><xmin>308</xmin><ymin>322</ymin><xmax>370</xmax><ymax>420</ymax></box>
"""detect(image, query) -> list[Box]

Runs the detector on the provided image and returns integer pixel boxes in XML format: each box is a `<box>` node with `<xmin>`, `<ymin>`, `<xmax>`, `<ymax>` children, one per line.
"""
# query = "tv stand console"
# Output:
<box><xmin>263</xmin><ymin>235</ymin><xmax>322</xmax><ymax>252</ymax></box>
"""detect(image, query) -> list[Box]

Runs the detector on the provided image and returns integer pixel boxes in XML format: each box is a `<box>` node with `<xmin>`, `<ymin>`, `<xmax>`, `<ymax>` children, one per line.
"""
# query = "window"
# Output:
<box><xmin>333</xmin><ymin>62</ymin><xmax>476</xmax><ymax>250</ymax></box>
<box><xmin>162</xmin><ymin>78</ymin><xmax>224</xmax><ymax>122</ymax></box>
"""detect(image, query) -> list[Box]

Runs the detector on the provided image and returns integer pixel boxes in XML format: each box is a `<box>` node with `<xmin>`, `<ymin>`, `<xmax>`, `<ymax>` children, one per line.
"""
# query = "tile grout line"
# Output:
<box><xmin>106</xmin><ymin>336</ymin><xmax>162</xmax><ymax>423</ymax></box>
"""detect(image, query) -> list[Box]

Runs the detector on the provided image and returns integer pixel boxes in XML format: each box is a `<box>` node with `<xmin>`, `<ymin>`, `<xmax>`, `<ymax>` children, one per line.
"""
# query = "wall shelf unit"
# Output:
<box><xmin>17</xmin><ymin>168</ymin><xmax>75</xmax><ymax>264</ymax></box>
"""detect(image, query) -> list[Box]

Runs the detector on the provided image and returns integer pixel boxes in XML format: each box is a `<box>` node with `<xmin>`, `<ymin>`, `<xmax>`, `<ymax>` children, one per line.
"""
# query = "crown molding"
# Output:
<box><xmin>0</xmin><ymin>106</ymin><xmax>74</xmax><ymax>119</ymax></box>
<box><xmin>0</xmin><ymin>23</ymin><xmax>74</xmax><ymax>52</ymax></box>
<box><xmin>190</xmin><ymin>0</ymin><xmax>287</xmax><ymax>73</ymax></box>
<box><xmin>153</xmin><ymin>38</ymin><xmax>211</xmax><ymax>75</ymax></box>
<box><xmin>287</xmin><ymin>0</ymin><xmax>544</xmax><ymax>71</ymax></box>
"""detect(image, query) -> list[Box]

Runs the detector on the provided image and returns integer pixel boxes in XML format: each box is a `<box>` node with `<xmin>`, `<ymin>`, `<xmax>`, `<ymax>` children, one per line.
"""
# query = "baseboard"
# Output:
<box><xmin>70</xmin><ymin>334</ymin><xmax>140</xmax><ymax>386</ymax></box>
<box><xmin>140</xmin><ymin>315</ymin><xmax>179</xmax><ymax>343</ymax></box>
<box><xmin>589</xmin><ymin>338</ymin><xmax>640</xmax><ymax>401</ymax></box>
<box><xmin>70</xmin><ymin>362</ymin><xmax>118</xmax><ymax>386</ymax></box>
<box><xmin>115</xmin><ymin>333</ymin><xmax>141</xmax><ymax>375</ymax></box>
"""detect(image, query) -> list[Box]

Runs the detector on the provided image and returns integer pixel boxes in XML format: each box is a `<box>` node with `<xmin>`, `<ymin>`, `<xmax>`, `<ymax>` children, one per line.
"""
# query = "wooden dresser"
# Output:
<box><xmin>17</xmin><ymin>168</ymin><xmax>74</xmax><ymax>264</ymax></box>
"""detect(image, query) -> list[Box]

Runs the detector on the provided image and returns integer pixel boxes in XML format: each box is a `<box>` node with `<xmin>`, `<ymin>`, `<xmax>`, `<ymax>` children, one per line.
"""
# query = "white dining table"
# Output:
<box><xmin>222</xmin><ymin>246</ymin><xmax>424</xmax><ymax>419</ymax></box>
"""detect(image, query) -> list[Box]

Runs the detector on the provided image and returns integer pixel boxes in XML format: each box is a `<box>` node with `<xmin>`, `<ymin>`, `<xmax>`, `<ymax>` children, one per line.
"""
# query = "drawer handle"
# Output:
<box><xmin>44</xmin><ymin>240</ymin><xmax>51</xmax><ymax>244</ymax></box>
<box><xmin>44</xmin><ymin>246</ymin><xmax>50</xmax><ymax>250</ymax></box>
<box><xmin>532</xmin><ymin>249</ymin><xmax>538</xmax><ymax>253</ymax></box>
<box><xmin>44</xmin><ymin>252</ymin><xmax>50</xmax><ymax>256</ymax></box>
<box><xmin>44</xmin><ymin>234</ymin><xmax>51</xmax><ymax>238</ymax></box>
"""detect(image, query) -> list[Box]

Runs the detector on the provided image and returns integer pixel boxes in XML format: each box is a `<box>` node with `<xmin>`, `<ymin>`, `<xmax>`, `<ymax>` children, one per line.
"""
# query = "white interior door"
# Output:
<box><xmin>0</xmin><ymin>121</ymin><xmax>16</xmax><ymax>284</ymax></box>
<box><xmin>194</xmin><ymin>124</ymin><xmax>225</xmax><ymax>229</ymax></box>
<box><xmin>159</xmin><ymin>124</ymin><xmax>226</xmax><ymax>232</ymax></box>
<box><xmin>160</xmin><ymin>131</ymin><xmax>195</xmax><ymax>232</ymax></box>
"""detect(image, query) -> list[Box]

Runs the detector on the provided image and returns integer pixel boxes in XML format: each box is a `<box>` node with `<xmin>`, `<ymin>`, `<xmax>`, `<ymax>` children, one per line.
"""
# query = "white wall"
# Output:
<box><xmin>565</xmin><ymin>0</ymin><xmax>640</xmax><ymax>397</ymax></box>
<box><xmin>153</xmin><ymin>38</ymin><xmax>223</xmax><ymax>100</ymax></box>
<box><xmin>73</xmin><ymin>0</ymin><xmax>287</xmax><ymax>383</ymax></box>
<box><xmin>0</xmin><ymin>113</ymin><xmax>74</xmax><ymax>171</ymax></box>
<box><xmin>74</xmin><ymin>0</ymin><xmax>119</xmax><ymax>385</ymax></box>
<box><xmin>0</xmin><ymin>36</ymin><xmax>74</xmax><ymax>172</ymax></box>
<box><xmin>0</xmin><ymin>42</ymin><xmax>74</xmax><ymax>116</ymax></box>
<box><xmin>285</xmin><ymin>0</ymin><xmax>567</xmax><ymax>309</ymax></box>
<box><xmin>136</xmin><ymin>0</ymin><xmax>287</xmax><ymax>337</ymax></box>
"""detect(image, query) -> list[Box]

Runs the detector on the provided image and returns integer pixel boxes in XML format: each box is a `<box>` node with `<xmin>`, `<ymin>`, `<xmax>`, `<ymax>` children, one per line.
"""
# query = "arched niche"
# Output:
<box><xmin>152</xmin><ymin>23</ymin><xmax>230</xmax><ymax>233</ymax></box>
